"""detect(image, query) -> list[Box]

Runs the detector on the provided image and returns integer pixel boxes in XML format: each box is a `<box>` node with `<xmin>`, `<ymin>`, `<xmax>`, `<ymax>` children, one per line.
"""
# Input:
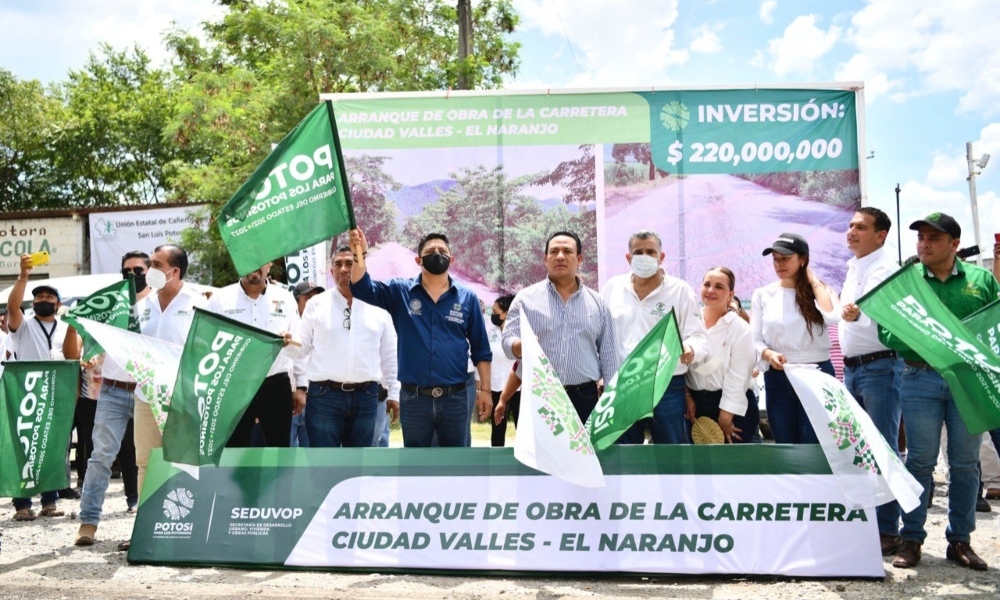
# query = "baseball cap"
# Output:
<box><xmin>909</xmin><ymin>212</ymin><xmax>961</xmax><ymax>238</ymax></box>
<box><xmin>762</xmin><ymin>233</ymin><xmax>810</xmax><ymax>256</ymax></box>
<box><xmin>293</xmin><ymin>280</ymin><xmax>324</xmax><ymax>298</ymax></box>
<box><xmin>31</xmin><ymin>285</ymin><xmax>61</xmax><ymax>301</ymax></box>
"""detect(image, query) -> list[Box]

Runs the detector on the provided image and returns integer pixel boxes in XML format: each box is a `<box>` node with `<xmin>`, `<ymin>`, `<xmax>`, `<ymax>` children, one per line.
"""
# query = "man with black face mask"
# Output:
<box><xmin>6</xmin><ymin>253</ymin><xmax>69</xmax><ymax>521</ymax></box>
<box><xmin>349</xmin><ymin>228</ymin><xmax>492</xmax><ymax>447</ymax></box>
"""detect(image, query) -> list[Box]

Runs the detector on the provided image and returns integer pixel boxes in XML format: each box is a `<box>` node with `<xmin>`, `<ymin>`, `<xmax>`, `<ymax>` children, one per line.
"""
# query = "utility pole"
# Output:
<box><xmin>966</xmin><ymin>142</ymin><xmax>990</xmax><ymax>266</ymax></box>
<box><xmin>457</xmin><ymin>0</ymin><xmax>473</xmax><ymax>90</ymax></box>
<box><xmin>894</xmin><ymin>183</ymin><xmax>902</xmax><ymax>265</ymax></box>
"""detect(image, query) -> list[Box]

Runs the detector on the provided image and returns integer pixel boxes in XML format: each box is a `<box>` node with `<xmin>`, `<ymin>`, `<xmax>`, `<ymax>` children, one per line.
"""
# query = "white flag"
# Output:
<box><xmin>785</xmin><ymin>365</ymin><xmax>922</xmax><ymax>512</ymax></box>
<box><xmin>515</xmin><ymin>317</ymin><xmax>604</xmax><ymax>488</ymax></box>
<box><xmin>72</xmin><ymin>318</ymin><xmax>181</xmax><ymax>433</ymax></box>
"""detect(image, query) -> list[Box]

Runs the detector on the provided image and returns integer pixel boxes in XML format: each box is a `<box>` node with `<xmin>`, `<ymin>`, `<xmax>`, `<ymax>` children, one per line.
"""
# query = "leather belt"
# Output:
<box><xmin>401</xmin><ymin>383</ymin><xmax>466</xmax><ymax>398</ymax></box>
<box><xmin>103</xmin><ymin>378</ymin><xmax>137</xmax><ymax>392</ymax></box>
<box><xmin>312</xmin><ymin>380</ymin><xmax>377</xmax><ymax>392</ymax></box>
<box><xmin>904</xmin><ymin>360</ymin><xmax>935</xmax><ymax>372</ymax></box>
<box><xmin>563</xmin><ymin>381</ymin><xmax>598</xmax><ymax>393</ymax></box>
<box><xmin>843</xmin><ymin>350</ymin><xmax>898</xmax><ymax>368</ymax></box>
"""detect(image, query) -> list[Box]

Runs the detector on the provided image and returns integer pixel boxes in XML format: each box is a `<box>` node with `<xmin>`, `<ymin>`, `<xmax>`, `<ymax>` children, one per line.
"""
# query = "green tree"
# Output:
<box><xmin>611</xmin><ymin>143</ymin><xmax>666</xmax><ymax>181</ymax></box>
<box><xmin>49</xmin><ymin>45</ymin><xmax>181</xmax><ymax>207</ymax></box>
<box><xmin>346</xmin><ymin>155</ymin><xmax>401</xmax><ymax>247</ymax></box>
<box><xmin>167</xmin><ymin>0</ymin><xmax>521</xmax><ymax>285</ymax></box>
<box><xmin>533</xmin><ymin>145</ymin><xmax>595</xmax><ymax>205</ymax></box>
<box><xmin>0</xmin><ymin>69</ymin><xmax>66</xmax><ymax>211</ymax></box>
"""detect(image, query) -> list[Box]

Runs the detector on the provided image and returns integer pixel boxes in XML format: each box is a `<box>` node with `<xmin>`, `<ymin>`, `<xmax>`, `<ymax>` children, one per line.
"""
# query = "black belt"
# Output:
<box><xmin>312</xmin><ymin>380</ymin><xmax>377</xmax><ymax>392</ymax></box>
<box><xmin>563</xmin><ymin>381</ymin><xmax>598</xmax><ymax>393</ymax></box>
<box><xmin>401</xmin><ymin>383</ymin><xmax>466</xmax><ymax>398</ymax></box>
<box><xmin>904</xmin><ymin>360</ymin><xmax>935</xmax><ymax>372</ymax></box>
<box><xmin>103</xmin><ymin>378</ymin><xmax>136</xmax><ymax>392</ymax></box>
<box><xmin>843</xmin><ymin>350</ymin><xmax>897</xmax><ymax>368</ymax></box>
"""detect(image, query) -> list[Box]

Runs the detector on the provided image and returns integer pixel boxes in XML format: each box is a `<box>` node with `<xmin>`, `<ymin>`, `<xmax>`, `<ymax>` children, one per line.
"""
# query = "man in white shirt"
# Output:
<box><xmin>601</xmin><ymin>230</ymin><xmax>707</xmax><ymax>444</ymax></box>
<box><xmin>206</xmin><ymin>261</ymin><xmax>305</xmax><ymax>447</ymax></box>
<box><xmin>839</xmin><ymin>207</ymin><xmax>904</xmax><ymax>556</ymax></box>
<box><xmin>6</xmin><ymin>253</ymin><xmax>69</xmax><ymax>521</ymax></box>
<box><xmin>294</xmin><ymin>245</ymin><xmax>399</xmax><ymax>447</ymax></box>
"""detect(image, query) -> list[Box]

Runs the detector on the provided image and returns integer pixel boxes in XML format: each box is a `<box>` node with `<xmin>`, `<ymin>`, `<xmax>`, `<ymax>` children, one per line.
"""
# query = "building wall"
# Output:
<box><xmin>0</xmin><ymin>217</ymin><xmax>84</xmax><ymax>285</ymax></box>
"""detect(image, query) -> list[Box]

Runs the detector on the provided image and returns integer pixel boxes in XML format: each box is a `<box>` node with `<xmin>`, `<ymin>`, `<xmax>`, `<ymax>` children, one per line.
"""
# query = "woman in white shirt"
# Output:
<box><xmin>751</xmin><ymin>233</ymin><xmax>840</xmax><ymax>444</ymax></box>
<box><xmin>685</xmin><ymin>267</ymin><xmax>759</xmax><ymax>443</ymax></box>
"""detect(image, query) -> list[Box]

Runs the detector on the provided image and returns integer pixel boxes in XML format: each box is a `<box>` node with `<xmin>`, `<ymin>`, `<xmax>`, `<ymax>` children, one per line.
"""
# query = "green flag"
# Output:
<box><xmin>218</xmin><ymin>101</ymin><xmax>355</xmax><ymax>275</ymax></box>
<box><xmin>962</xmin><ymin>298</ymin><xmax>1000</xmax><ymax>358</ymax></box>
<box><xmin>585</xmin><ymin>309</ymin><xmax>683</xmax><ymax>451</ymax></box>
<box><xmin>62</xmin><ymin>278</ymin><xmax>139</xmax><ymax>360</ymax></box>
<box><xmin>162</xmin><ymin>308</ymin><xmax>285</xmax><ymax>466</ymax></box>
<box><xmin>857</xmin><ymin>264</ymin><xmax>1000</xmax><ymax>434</ymax></box>
<box><xmin>0</xmin><ymin>361</ymin><xmax>78</xmax><ymax>497</ymax></box>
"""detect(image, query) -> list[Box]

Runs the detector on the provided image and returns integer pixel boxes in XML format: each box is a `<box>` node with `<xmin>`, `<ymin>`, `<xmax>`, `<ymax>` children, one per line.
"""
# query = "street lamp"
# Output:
<box><xmin>966</xmin><ymin>142</ymin><xmax>990</xmax><ymax>266</ymax></box>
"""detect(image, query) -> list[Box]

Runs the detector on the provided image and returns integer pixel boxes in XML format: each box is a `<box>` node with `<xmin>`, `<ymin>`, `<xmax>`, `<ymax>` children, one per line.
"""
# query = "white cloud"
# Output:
<box><xmin>759</xmin><ymin>0</ymin><xmax>777</xmax><ymax>24</ymax></box>
<box><xmin>513</xmin><ymin>0</ymin><xmax>688</xmax><ymax>87</ymax></box>
<box><xmin>689</xmin><ymin>23</ymin><xmax>724</xmax><ymax>55</ymax></box>
<box><xmin>0</xmin><ymin>0</ymin><xmax>225</xmax><ymax>82</ymax></box>
<box><xmin>765</xmin><ymin>15</ymin><xmax>841</xmax><ymax>77</ymax></box>
<box><xmin>836</xmin><ymin>0</ymin><xmax>1000</xmax><ymax>114</ymax></box>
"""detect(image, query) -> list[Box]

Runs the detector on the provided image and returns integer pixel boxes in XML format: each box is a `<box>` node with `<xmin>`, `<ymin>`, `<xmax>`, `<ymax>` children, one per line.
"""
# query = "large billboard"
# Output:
<box><xmin>324</xmin><ymin>86</ymin><xmax>863</xmax><ymax>300</ymax></box>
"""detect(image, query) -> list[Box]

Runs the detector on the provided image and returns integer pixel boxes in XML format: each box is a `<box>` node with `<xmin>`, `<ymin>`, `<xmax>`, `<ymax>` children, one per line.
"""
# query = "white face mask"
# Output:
<box><xmin>145</xmin><ymin>267</ymin><xmax>169</xmax><ymax>290</ymax></box>
<box><xmin>629</xmin><ymin>254</ymin><xmax>659</xmax><ymax>278</ymax></box>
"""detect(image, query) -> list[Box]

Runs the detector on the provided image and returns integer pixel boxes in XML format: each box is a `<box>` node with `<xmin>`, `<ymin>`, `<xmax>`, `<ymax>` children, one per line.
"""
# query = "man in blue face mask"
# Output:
<box><xmin>599</xmin><ymin>230</ymin><xmax>708</xmax><ymax>445</ymax></box>
<box><xmin>5</xmin><ymin>253</ymin><xmax>69</xmax><ymax>521</ymax></box>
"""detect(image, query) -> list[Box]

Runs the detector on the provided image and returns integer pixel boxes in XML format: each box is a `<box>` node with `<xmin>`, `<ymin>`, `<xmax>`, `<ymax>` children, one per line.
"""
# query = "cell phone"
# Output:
<box><xmin>994</xmin><ymin>232</ymin><xmax>1000</xmax><ymax>244</ymax></box>
<box><xmin>28</xmin><ymin>250</ymin><xmax>50</xmax><ymax>267</ymax></box>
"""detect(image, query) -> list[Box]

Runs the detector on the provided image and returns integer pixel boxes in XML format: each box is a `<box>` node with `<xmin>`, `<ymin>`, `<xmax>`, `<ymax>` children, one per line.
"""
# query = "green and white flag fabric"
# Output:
<box><xmin>963</xmin><ymin>298</ymin><xmax>1000</xmax><ymax>357</ymax></box>
<box><xmin>62</xmin><ymin>278</ymin><xmax>139</xmax><ymax>360</ymax></box>
<box><xmin>70</xmin><ymin>317</ymin><xmax>182</xmax><ymax>431</ymax></box>
<box><xmin>585</xmin><ymin>310</ymin><xmax>682</xmax><ymax>450</ymax></box>
<box><xmin>0</xmin><ymin>361</ymin><xmax>77</xmax><ymax>497</ymax></box>
<box><xmin>857</xmin><ymin>263</ymin><xmax>1000</xmax><ymax>434</ymax></box>
<box><xmin>219</xmin><ymin>101</ymin><xmax>355</xmax><ymax>275</ymax></box>
<box><xmin>163</xmin><ymin>308</ymin><xmax>284</xmax><ymax>467</ymax></box>
<box><xmin>785</xmin><ymin>366</ymin><xmax>923</xmax><ymax>512</ymax></box>
<box><xmin>515</xmin><ymin>317</ymin><xmax>604</xmax><ymax>488</ymax></box>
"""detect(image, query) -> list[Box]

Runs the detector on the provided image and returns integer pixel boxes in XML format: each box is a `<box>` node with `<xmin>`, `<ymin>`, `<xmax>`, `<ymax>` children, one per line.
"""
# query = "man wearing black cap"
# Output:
<box><xmin>880</xmin><ymin>212</ymin><xmax>1000</xmax><ymax>571</ymax></box>
<box><xmin>5</xmin><ymin>253</ymin><xmax>69</xmax><ymax>521</ymax></box>
<box><xmin>293</xmin><ymin>280</ymin><xmax>324</xmax><ymax>317</ymax></box>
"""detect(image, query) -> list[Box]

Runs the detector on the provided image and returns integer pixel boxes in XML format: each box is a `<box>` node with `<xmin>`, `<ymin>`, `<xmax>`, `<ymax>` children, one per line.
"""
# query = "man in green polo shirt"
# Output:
<box><xmin>880</xmin><ymin>212</ymin><xmax>1000</xmax><ymax>571</ymax></box>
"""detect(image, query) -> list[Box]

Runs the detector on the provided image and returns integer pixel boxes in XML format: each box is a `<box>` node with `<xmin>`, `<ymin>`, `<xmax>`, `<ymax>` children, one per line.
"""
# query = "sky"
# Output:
<box><xmin>1</xmin><ymin>0</ymin><xmax>998</xmax><ymax>264</ymax></box>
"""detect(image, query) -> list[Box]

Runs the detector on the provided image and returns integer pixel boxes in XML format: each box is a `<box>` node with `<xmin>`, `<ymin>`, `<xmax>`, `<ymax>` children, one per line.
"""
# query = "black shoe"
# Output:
<box><xmin>976</xmin><ymin>495</ymin><xmax>992</xmax><ymax>512</ymax></box>
<box><xmin>58</xmin><ymin>487</ymin><xmax>80</xmax><ymax>500</ymax></box>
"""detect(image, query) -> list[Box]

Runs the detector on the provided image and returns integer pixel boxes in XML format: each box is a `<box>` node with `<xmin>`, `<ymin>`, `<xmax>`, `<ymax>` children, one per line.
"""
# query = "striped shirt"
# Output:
<box><xmin>503</xmin><ymin>278</ymin><xmax>621</xmax><ymax>385</ymax></box>
<box><xmin>750</xmin><ymin>282</ymin><xmax>841</xmax><ymax>365</ymax></box>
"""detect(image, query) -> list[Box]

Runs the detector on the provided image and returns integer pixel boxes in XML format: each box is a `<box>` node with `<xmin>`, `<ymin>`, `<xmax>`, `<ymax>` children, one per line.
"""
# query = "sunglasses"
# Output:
<box><xmin>122</xmin><ymin>266</ymin><xmax>146</xmax><ymax>276</ymax></box>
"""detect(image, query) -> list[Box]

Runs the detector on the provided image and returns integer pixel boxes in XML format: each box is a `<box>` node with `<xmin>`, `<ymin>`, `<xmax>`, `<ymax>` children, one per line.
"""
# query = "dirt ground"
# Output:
<box><xmin>2</xmin><ymin>466</ymin><xmax>999</xmax><ymax>600</ymax></box>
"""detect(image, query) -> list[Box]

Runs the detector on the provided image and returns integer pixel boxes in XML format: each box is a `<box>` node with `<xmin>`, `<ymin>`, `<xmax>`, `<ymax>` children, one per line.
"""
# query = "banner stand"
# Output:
<box><xmin>129</xmin><ymin>446</ymin><xmax>883</xmax><ymax>578</ymax></box>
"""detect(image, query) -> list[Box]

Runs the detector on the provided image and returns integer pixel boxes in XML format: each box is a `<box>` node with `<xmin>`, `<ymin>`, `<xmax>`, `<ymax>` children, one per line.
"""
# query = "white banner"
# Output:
<box><xmin>89</xmin><ymin>206</ymin><xmax>205</xmax><ymax>274</ymax></box>
<box><xmin>285</xmin><ymin>474</ymin><xmax>882</xmax><ymax>576</ymax></box>
<box><xmin>285</xmin><ymin>241</ymin><xmax>327</xmax><ymax>287</ymax></box>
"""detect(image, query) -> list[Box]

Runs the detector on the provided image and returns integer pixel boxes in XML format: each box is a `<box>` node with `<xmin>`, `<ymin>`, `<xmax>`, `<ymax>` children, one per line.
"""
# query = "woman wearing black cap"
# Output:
<box><xmin>751</xmin><ymin>233</ymin><xmax>840</xmax><ymax>443</ymax></box>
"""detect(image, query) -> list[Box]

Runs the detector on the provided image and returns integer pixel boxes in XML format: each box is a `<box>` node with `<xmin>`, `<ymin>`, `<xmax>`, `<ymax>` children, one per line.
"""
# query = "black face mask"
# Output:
<box><xmin>491</xmin><ymin>313</ymin><xmax>504</xmax><ymax>327</ymax></box>
<box><xmin>124</xmin><ymin>270</ymin><xmax>148</xmax><ymax>294</ymax></box>
<box><xmin>421</xmin><ymin>252</ymin><xmax>450</xmax><ymax>275</ymax></box>
<box><xmin>33</xmin><ymin>302</ymin><xmax>57</xmax><ymax>317</ymax></box>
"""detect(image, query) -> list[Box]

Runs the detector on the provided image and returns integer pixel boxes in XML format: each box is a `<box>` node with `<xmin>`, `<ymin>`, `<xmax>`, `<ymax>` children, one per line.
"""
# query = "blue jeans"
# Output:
<box><xmin>899</xmin><ymin>365</ymin><xmax>981</xmax><ymax>544</ymax></box>
<box><xmin>845</xmin><ymin>357</ymin><xmax>903</xmax><ymax>536</ymax></box>
<box><xmin>616</xmin><ymin>375</ymin><xmax>688</xmax><ymax>444</ymax></box>
<box><xmin>400</xmin><ymin>387</ymin><xmax>469</xmax><ymax>447</ymax></box>
<box><xmin>305</xmin><ymin>382</ymin><xmax>379</xmax><ymax>448</ymax></box>
<box><xmin>13</xmin><ymin>490</ymin><xmax>59</xmax><ymax>510</ymax></box>
<box><xmin>372</xmin><ymin>402</ymin><xmax>390</xmax><ymax>447</ymax></box>
<box><xmin>289</xmin><ymin>409</ymin><xmax>309</xmax><ymax>448</ymax></box>
<box><xmin>79</xmin><ymin>385</ymin><xmax>135</xmax><ymax>525</ymax></box>
<box><xmin>764</xmin><ymin>360</ymin><xmax>834</xmax><ymax>444</ymax></box>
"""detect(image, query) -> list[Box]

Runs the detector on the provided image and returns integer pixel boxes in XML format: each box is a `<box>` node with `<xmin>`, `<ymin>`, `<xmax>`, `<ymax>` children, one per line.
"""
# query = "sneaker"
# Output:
<box><xmin>946</xmin><ymin>541</ymin><xmax>988</xmax><ymax>571</ymax></box>
<box><xmin>125</xmin><ymin>504</ymin><xmax>137</xmax><ymax>514</ymax></box>
<box><xmin>39</xmin><ymin>504</ymin><xmax>65</xmax><ymax>517</ymax></box>
<box><xmin>892</xmin><ymin>540</ymin><xmax>922</xmax><ymax>568</ymax></box>
<box><xmin>880</xmin><ymin>533</ymin><xmax>903</xmax><ymax>556</ymax></box>
<box><xmin>13</xmin><ymin>508</ymin><xmax>37</xmax><ymax>522</ymax></box>
<box><xmin>75</xmin><ymin>524</ymin><xmax>97</xmax><ymax>546</ymax></box>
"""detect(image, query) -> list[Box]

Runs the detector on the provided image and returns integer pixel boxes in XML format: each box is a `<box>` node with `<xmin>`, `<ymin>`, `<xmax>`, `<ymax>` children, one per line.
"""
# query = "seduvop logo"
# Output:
<box><xmin>153</xmin><ymin>487</ymin><xmax>196</xmax><ymax>538</ymax></box>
